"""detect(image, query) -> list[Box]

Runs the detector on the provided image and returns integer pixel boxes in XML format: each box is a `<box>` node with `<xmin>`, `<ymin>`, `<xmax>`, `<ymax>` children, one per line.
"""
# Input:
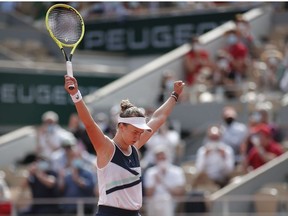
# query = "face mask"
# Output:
<box><xmin>237</xmin><ymin>23</ymin><xmax>248</xmax><ymax>34</ymax></box>
<box><xmin>72</xmin><ymin>159</ymin><xmax>83</xmax><ymax>169</ymax></box>
<box><xmin>267</xmin><ymin>57</ymin><xmax>278</xmax><ymax>66</ymax></box>
<box><xmin>251</xmin><ymin>135</ymin><xmax>260</xmax><ymax>146</ymax></box>
<box><xmin>47</xmin><ymin>124</ymin><xmax>56</xmax><ymax>133</ymax></box>
<box><xmin>224</xmin><ymin>117</ymin><xmax>234</xmax><ymax>125</ymax></box>
<box><xmin>217</xmin><ymin>59</ymin><xmax>229</xmax><ymax>70</ymax></box>
<box><xmin>193</xmin><ymin>44</ymin><xmax>202</xmax><ymax>51</ymax></box>
<box><xmin>165</xmin><ymin>80</ymin><xmax>174</xmax><ymax>90</ymax></box>
<box><xmin>227</xmin><ymin>35</ymin><xmax>237</xmax><ymax>45</ymax></box>
<box><xmin>206</xmin><ymin>141</ymin><xmax>220</xmax><ymax>150</ymax></box>
<box><xmin>250</xmin><ymin>112</ymin><xmax>261</xmax><ymax>123</ymax></box>
<box><xmin>157</xmin><ymin>160</ymin><xmax>168</xmax><ymax>170</ymax></box>
<box><xmin>37</xmin><ymin>161</ymin><xmax>49</xmax><ymax>171</ymax></box>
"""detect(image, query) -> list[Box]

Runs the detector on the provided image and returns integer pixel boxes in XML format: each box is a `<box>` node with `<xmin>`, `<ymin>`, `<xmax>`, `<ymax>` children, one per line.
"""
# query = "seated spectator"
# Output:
<box><xmin>0</xmin><ymin>171</ymin><xmax>12</xmax><ymax>216</ymax></box>
<box><xmin>50</xmin><ymin>136</ymin><xmax>96</xmax><ymax>174</ymax></box>
<box><xmin>36</xmin><ymin>111</ymin><xmax>75</xmax><ymax>159</ymax></box>
<box><xmin>240</xmin><ymin>108</ymin><xmax>283</xmax><ymax>167</ymax></box>
<box><xmin>213</xmin><ymin>50</ymin><xmax>239</xmax><ymax>100</ymax></box>
<box><xmin>68</xmin><ymin>113</ymin><xmax>94</xmax><ymax>154</ymax></box>
<box><xmin>18</xmin><ymin>155</ymin><xmax>60</xmax><ymax>215</ymax></box>
<box><xmin>253</xmin><ymin>108</ymin><xmax>283</xmax><ymax>142</ymax></box>
<box><xmin>244</xmin><ymin>124</ymin><xmax>284</xmax><ymax>171</ymax></box>
<box><xmin>258</xmin><ymin>46</ymin><xmax>283</xmax><ymax>91</ymax></box>
<box><xmin>220</xmin><ymin>106</ymin><xmax>248</xmax><ymax>163</ymax></box>
<box><xmin>141</xmin><ymin>121</ymin><xmax>181</xmax><ymax>169</ymax></box>
<box><xmin>234</xmin><ymin>14</ymin><xmax>259</xmax><ymax>59</ymax></box>
<box><xmin>157</xmin><ymin>71</ymin><xmax>176</xmax><ymax>105</ymax></box>
<box><xmin>143</xmin><ymin>146</ymin><xmax>186</xmax><ymax>216</ymax></box>
<box><xmin>68</xmin><ymin>112</ymin><xmax>114</xmax><ymax>154</ymax></box>
<box><xmin>183</xmin><ymin>36</ymin><xmax>214</xmax><ymax>103</ymax></box>
<box><xmin>58</xmin><ymin>152</ymin><xmax>97</xmax><ymax>215</ymax></box>
<box><xmin>221</xmin><ymin>29</ymin><xmax>249</xmax><ymax>83</ymax></box>
<box><xmin>195</xmin><ymin>125</ymin><xmax>235</xmax><ymax>188</ymax></box>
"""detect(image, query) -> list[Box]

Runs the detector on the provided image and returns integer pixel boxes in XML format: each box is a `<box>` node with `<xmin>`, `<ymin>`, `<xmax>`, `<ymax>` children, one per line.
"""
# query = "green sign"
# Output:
<box><xmin>81</xmin><ymin>7</ymin><xmax>250</xmax><ymax>55</ymax></box>
<box><xmin>0</xmin><ymin>70</ymin><xmax>119</xmax><ymax>126</ymax></box>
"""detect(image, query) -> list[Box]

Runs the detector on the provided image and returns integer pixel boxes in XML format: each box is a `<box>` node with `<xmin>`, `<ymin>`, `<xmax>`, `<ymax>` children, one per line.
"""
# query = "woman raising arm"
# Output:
<box><xmin>64</xmin><ymin>75</ymin><xmax>184</xmax><ymax>216</ymax></box>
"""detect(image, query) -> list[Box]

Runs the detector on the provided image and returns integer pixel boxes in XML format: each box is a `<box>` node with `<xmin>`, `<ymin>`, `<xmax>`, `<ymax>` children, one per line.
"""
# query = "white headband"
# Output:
<box><xmin>118</xmin><ymin>116</ymin><xmax>152</xmax><ymax>132</ymax></box>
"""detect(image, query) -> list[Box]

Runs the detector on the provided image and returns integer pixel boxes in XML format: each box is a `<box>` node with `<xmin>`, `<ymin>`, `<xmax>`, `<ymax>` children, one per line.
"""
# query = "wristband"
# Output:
<box><xmin>70</xmin><ymin>90</ymin><xmax>82</xmax><ymax>103</ymax></box>
<box><xmin>170</xmin><ymin>91</ymin><xmax>179</xmax><ymax>102</ymax></box>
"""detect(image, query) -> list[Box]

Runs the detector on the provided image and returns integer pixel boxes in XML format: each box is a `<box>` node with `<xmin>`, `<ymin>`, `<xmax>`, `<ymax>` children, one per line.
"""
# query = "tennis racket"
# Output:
<box><xmin>45</xmin><ymin>3</ymin><xmax>85</xmax><ymax>90</ymax></box>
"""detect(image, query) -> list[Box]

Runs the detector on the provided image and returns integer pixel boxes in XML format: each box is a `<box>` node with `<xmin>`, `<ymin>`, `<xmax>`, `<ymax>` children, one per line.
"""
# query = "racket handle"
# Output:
<box><xmin>66</xmin><ymin>61</ymin><xmax>75</xmax><ymax>90</ymax></box>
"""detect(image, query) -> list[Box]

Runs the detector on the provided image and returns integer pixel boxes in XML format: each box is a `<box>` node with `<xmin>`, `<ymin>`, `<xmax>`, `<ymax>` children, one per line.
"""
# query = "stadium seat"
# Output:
<box><xmin>254</xmin><ymin>187</ymin><xmax>279</xmax><ymax>216</ymax></box>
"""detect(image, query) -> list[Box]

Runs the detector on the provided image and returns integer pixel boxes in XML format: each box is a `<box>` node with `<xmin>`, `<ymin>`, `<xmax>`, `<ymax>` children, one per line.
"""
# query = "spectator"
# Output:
<box><xmin>68</xmin><ymin>113</ymin><xmax>95</xmax><ymax>155</ymax></box>
<box><xmin>279</xmin><ymin>37</ymin><xmax>288</xmax><ymax>92</ymax></box>
<box><xmin>0</xmin><ymin>171</ymin><xmax>12</xmax><ymax>216</ymax></box>
<box><xmin>234</xmin><ymin>14</ymin><xmax>259</xmax><ymax>59</ymax></box>
<box><xmin>222</xmin><ymin>29</ymin><xmax>249</xmax><ymax>84</ymax></box>
<box><xmin>18</xmin><ymin>155</ymin><xmax>60</xmax><ymax>215</ymax></box>
<box><xmin>69</xmin><ymin>112</ymin><xmax>114</xmax><ymax>155</ymax></box>
<box><xmin>50</xmin><ymin>136</ymin><xmax>96</xmax><ymax>174</ymax></box>
<box><xmin>213</xmin><ymin>50</ymin><xmax>239</xmax><ymax>100</ymax></box>
<box><xmin>258</xmin><ymin>46</ymin><xmax>283</xmax><ymax>91</ymax></box>
<box><xmin>0</xmin><ymin>2</ymin><xmax>17</xmax><ymax>13</ymax></box>
<box><xmin>157</xmin><ymin>71</ymin><xmax>176</xmax><ymax>105</ymax></box>
<box><xmin>244</xmin><ymin>124</ymin><xmax>284</xmax><ymax>171</ymax></box>
<box><xmin>141</xmin><ymin>121</ymin><xmax>181</xmax><ymax>169</ymax></box>
<box><xmin>240</xmin><ymin>110</ymin><xmax>264</xmax><ymax>159</ymax></box>
<box><xmin>183</xmin><ymin>36</ymin><xmax>214</xmax><ymax>103</ymax></box>
<box><xmin>253</xmin><ymin>108</ymin><xmax>283</xmax><ymax>142</ymax></box>
<box><xmin>144</xmin><ymin>145</ymin><xmax>186</xmax><ymax>216</ymax></box>
<box><xmin>93</xmin><ymin>112</ymin><xmax>113</xmax><ymax>138</ymax></box>
<box><xmin>195</xmin><ymin>125</ymin><xmax>235</xmax><ymax>188</ymax></box>
<box><xmin>36</xmin><ymin>111</ymin><xmax>75</xmax><ymax>159</ymax></box>
<box><xmin>220</xmin><ymin>106</ymin><xmax>248</xmax><ymax>163</ymax></box>
<box><xmin>240</xmin><ymin>108</ymin><xmax>283</xmax><ymax>166</ymax></box>
<box><xmin>58</xmin><ymin>152</ymin><xmax>97</xmax><ymax>215</ymax></box>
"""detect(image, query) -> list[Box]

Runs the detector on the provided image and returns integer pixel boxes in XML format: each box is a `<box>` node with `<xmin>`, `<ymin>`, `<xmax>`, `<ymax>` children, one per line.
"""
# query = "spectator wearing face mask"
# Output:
<box><xmin>213</xmin><ymin>50</ymin><xmax>239</xmax><ymax>100</ymax></box>
<box><xmin>36</xmin><ymin>111</ymin><xmax>76</xmax><ymax>159</ymax></box>
<box><xmin>0</xmin><ymin>171</ymin><xmax>12</xmax><ymax>216</ymax></box>
<box><xmin>244</xmin><ymin>124</ymin><xmax>284</xmax><ymax>172</ymax></box>
<box><xmin>221</xmin><ymin>29</ymin><xmax>249</xmax><ymax>84</ymax></box>
<box><xmin>220</xmin><ymin>106</ymin><xmax>248</xmax><ymax>163</ymax></box>
<box><xmin>143</xmin><ymin>146</ymin><xmax>186</xmax><ymax>216</ymax></box>
<box><xmin>18</xmin><ymin>156</ymin><xmax>60</xmax><ymax>216</ymax></box>
<box><xmin>195</xmin><ymin>125</ymin><xmax>235</xmax><ymax>188</ymax></box>
<box><xmin>234</xmin><ymin>14</ymin><xmax>259</xmax><ymax>59</ymax></box>
<box><xmin>258</xmin><ymin>46</ymin><xmax>283</xmax><ymax>91</ymax></box>
<box><xmin>58</xmin><ymin>152</ymin><xmax>97</xmax><ymax>215</ymax></box>
<box><xmin>183</xmin><ymin>36</ymin><xmax>214</xmax><ymax>103</ymax></box>
<box><xmin>157</xmin><ymin>71</ymin><xmax>177</xmax><ymax>105</ymax></box>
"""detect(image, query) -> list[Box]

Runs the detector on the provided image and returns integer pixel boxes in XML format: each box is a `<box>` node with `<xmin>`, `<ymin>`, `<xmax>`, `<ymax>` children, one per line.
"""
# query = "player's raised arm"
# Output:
<box><xmin>135</xmin><ymin>80</ymin><xmax>185</xmax><ymax>149</ymax></box>
<box><xmin>64</xmin><ymin>75</ymin><xmax>111</xmax><ymax>154</ymax></box>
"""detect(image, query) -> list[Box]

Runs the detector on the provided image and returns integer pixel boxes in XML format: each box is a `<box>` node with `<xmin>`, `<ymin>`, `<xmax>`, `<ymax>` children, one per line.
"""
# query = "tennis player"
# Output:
<box><xmin>64</xmin><ymin>75</ymin><xmax>185</xmax><ymax>216</ymax></box>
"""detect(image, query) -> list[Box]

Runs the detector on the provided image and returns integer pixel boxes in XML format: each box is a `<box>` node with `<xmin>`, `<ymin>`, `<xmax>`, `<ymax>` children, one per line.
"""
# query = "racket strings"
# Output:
<box><xmin>48</xmin><ymin>8</ymin><xmax>82</xmax><ymax>45</ymax></box>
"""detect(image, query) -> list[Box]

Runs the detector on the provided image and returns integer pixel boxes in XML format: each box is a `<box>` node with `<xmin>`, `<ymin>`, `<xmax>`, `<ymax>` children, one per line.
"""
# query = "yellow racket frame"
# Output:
<box><xmin>45</xmin><ymin>3</ymin><xmax>85</xmax><ymax>60</ymax></box>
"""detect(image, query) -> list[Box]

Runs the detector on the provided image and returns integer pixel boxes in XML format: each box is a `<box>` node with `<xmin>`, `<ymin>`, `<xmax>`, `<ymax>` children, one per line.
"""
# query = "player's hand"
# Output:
<box><xmin>173</xmin><ymin>80</ymin><xmax>185</xmax><ymax>95</ymax></box>
<box><xmin>64</xmin><ymin>75</ymin><xmax>78</xmax><ymax>95</ymax></box>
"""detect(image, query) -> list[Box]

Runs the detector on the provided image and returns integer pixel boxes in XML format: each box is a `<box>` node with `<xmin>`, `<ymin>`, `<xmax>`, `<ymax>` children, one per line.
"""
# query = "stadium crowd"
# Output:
<box><xmin>1</xmin><ymin>2</ymin><xmax>288</xmax><ymax>216</ymax></box>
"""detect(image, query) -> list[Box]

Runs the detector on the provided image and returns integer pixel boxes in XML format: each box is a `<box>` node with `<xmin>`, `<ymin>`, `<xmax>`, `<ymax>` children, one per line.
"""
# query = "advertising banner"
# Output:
<box><xmin>82</xmin><ymin>7</ymin><xmax>250</xmax><ymax>55</ymax></box>
<box><xmin>0</xmin><ymin>71</ymin><xmax>119</xmax><ymax>126</ymax></box>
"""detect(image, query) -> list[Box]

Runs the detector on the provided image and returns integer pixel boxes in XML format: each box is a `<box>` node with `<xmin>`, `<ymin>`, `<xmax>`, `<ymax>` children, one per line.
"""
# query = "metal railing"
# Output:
<box><xmin>5</xmin><ymin>193</ymin><xmax>287</xmax><ymax>216</ymax></box>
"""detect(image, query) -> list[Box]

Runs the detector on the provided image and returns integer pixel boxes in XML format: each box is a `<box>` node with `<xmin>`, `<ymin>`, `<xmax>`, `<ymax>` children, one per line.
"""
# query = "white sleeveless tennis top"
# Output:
<box><xmin>97</xmin><ymin>140</ymin><xmax>142</xmax><ymax>210</ymax></box>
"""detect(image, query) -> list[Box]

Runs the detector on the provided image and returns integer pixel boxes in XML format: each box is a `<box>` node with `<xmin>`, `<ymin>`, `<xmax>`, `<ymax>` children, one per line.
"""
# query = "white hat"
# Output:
<box><xmin>118</xmin><ymin>116</ymin><xmax>152</xmax><ymax>132</ymax></box>
<box><xmin>153</xmin><ymin>145</ymin><xmax>167</xmax><ymax>155</ymax></box>
<box><xmin>42</xmin><ymin>111</ymin><xmax>59</xmax><ymax>122</ymax></box>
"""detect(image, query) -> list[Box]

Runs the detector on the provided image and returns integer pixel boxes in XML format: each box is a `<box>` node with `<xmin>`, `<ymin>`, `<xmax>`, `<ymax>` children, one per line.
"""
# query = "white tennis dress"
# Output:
<box><xmin>97</xmin><ymin>140</ymin><xmax>142</xmax><ymax>210</ymax></box>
